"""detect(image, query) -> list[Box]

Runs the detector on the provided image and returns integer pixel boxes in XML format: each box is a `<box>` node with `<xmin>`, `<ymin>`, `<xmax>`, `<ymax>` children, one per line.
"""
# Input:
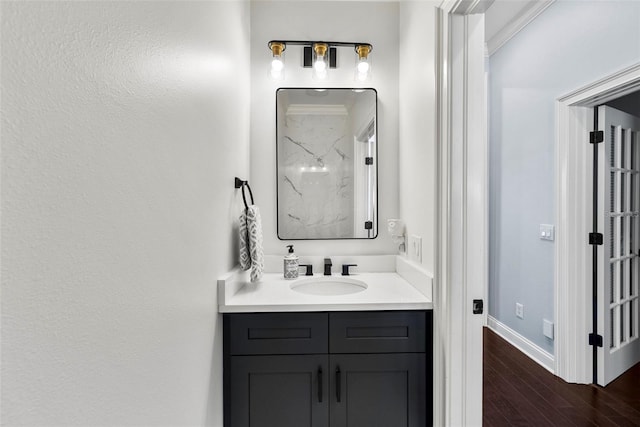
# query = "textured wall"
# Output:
<box><xmin>489</xmin><ymin>0</ymin><xmax>640</xmax><ymax>354</ymax></box>
<box><xmin>250</xmin><ymin>1</ymin><xmax>399</xmax><ymax>257</ymax></box>
<box><xmin>1</xmin><ymin>1</ymin><xmax>249</xmax><ymax>425</ymax></box>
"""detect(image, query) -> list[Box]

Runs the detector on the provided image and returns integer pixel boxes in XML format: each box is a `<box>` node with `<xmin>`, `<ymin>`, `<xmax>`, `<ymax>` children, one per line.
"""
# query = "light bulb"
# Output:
<box><xmin>270</xmin><ymin>68</ymin><xmax>282</xmax><ymax>79</ymax></box>
<box><xmin>314</xmin><ymin>68</ymin><xmax>327</xmax><ymax>80</ymax></box>
<box><xmin>314</xmin><ymin>57</ymin><xmax>327</xmax><ymax>72</ymax></box>
<box><xmin>357</xmin><ymin>59</ymin><xmax>370</xmax><ymax>74</ymax></box>
<box><xmin>271</xmin><ymin>58</ymin><xmax>284</xmax><ymax>72</ymax></box>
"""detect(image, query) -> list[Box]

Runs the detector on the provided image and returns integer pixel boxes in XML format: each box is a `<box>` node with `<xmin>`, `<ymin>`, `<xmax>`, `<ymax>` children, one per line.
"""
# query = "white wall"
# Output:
<box><xmin>489</xmin><ymin>0</ymin><xmax>640</xmax><ymax>354</ymax></box>
<box><xmin>1</xmin><ymin>1</ymin><xmax>249</xmax><ymax>425</ymax></box>
<box><xmin>399</xmin><ymin>1</ymin><xmax>438</xmax><ymax>272</ymax></box>
<box><xmin>250</xmin><ymin>1</ymin><xmax>399</xmax><ymax>258</ymax></box>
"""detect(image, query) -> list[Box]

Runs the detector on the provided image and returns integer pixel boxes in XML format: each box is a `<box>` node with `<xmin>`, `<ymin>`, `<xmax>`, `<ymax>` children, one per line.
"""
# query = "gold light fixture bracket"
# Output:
<box><xmin>313</xmin><ymin>43</ymin><xmax>328</xmax><ymax>57</ymax></box>
<box><xmin>355</xmin><ymin>44</ymin><xmax>372</xmax><ymax>60</ymax></box>
<box><xmin>269</xmin><ymin>41</ymin><xmax>286</xmax><ymax>56</ymax></box>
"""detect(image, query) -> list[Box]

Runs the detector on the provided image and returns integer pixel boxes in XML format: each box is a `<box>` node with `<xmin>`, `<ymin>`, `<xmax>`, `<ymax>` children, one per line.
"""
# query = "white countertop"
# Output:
<box><xmin>218</xmin><ymin>256</ymin><xmax>433</xmax><ymax>313</ymax></box>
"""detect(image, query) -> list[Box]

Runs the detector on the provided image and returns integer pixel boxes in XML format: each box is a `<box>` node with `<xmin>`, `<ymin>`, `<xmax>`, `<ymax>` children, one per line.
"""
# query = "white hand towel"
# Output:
<box><xmin>239</xmin><ymin>205</ymin><xmax>264</xmax><ymax>282</ymax></box>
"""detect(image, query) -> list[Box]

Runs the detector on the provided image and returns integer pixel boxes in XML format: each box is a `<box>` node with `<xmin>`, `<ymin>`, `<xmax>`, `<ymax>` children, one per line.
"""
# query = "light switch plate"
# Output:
<box><xmin>516</xmin><ymin>303</ymin><xmax>524</xmax><ymax>319</ymax></box>
<box><xmin>409</xmin><ymin>235</ymin><xmax>422</xmax><ymax>263</ymax></box>
<box><xmin>540</xmin><ymin>224</ymin><xmax>555</xmax><ymax>241</ymax></box>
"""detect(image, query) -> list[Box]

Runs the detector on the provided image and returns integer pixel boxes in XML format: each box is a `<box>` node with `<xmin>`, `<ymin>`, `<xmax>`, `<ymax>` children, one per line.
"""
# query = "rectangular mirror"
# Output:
<box><xmin>276</xmin><ymin>88</ymin><xmax>377</xmax><ymax>240</ymax></box>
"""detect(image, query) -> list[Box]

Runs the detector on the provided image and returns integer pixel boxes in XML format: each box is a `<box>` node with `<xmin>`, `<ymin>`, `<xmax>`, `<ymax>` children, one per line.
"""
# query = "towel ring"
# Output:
<box><xmin>241</xmin><ymin>182</ymin><xmax>254</xmax><ymax>210</ymax></box>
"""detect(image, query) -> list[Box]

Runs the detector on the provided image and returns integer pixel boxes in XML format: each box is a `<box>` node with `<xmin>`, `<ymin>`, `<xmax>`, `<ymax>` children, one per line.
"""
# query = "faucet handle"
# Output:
<box><xmin>299</xmin><ymin>264</ymin><xmax>313</xmax><ymax>276</ymax></box>
<box><xmin>341</xmin><ymin>264</ymin><xmax>358</xmax><ymax>276</ymax></box>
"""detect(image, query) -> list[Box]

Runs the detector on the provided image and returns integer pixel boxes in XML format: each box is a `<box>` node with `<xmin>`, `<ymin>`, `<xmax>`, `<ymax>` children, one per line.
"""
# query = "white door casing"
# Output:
<box><xmin>435</xmin><ymin>3</ymin><xmax>486</xmax><ymax>426</ymax></box>
<box><xmin>597</xmin><ymin>105</ymin><xmax>640</xmax><ymax>386</ymax></box>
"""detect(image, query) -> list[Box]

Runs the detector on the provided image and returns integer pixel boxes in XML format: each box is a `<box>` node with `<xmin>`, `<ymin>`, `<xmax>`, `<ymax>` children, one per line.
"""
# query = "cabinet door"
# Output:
<box><xmin>230</xmin><ymin>355</ymin><xmax>329</xmax><ymax>427</ymax></box>
<box><xmin>330</xmin><ymin>353</ymin><xmax>427</xmax><ymax>427</ymax></box>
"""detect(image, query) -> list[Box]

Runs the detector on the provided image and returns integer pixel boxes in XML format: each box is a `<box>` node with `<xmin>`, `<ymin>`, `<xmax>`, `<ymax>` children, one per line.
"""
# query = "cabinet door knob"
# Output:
<box><xmin>317</xmin><ymin>367</ymin><xmax>323</xmax><ymax>403</ymax></box>
<box><xmin>336</xmin><ymin>366</ymin><xmax>342</xmax><ymax>402</ymax></box>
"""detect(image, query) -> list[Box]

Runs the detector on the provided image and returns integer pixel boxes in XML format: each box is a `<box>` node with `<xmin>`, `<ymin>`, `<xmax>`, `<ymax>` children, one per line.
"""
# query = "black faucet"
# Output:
<box><xmin>341</xmin><ymin>264</ymin><xmax>358</xmax><ymax>276</ymax></box>
<box><xmin>324</xmin><ymin>258</ymin><xmax>333</xmax><ymax>276</ymax></box>
<box><xmin>299</xmin><ymin>264</ymin><xmax>313</xmax><ymax>276</ymax></box>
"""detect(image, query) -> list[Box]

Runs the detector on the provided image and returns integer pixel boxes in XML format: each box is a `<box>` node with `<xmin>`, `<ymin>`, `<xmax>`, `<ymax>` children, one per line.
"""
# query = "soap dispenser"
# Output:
<box><xmin>283</xmin><ymin>245</ymin><xmax>299</xmax><ymax>280</ymax></box>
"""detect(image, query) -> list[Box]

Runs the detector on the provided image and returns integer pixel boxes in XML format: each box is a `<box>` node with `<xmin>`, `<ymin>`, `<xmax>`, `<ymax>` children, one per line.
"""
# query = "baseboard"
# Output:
<box><xmin>487</xmin><ymin>316</ymin><xmax>555</xmax><ymax>374</ymax></box>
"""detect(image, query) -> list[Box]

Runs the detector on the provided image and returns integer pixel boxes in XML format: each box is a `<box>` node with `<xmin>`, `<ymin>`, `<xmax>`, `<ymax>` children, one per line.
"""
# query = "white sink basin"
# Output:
<box><xmin>290</xmin><ymin>277</ymin><xmax>368</xmax><ymax>296</ymax></box>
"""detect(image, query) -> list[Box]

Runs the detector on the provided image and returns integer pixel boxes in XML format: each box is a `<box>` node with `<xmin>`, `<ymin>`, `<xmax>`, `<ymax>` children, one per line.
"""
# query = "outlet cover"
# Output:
<box><xmin>516</xmin><ymin>303</ymin><xmax>524</xmax><ymax>319</ymax></box>
<box><xmin>408</xmin><ymin>235</ymin><xmax>422</xmax><ymax>263</ymax></box>
<box><xmin>543</xmin><ymin>319</ymin><xmax>554</xmax><ymax>339</ymax></box>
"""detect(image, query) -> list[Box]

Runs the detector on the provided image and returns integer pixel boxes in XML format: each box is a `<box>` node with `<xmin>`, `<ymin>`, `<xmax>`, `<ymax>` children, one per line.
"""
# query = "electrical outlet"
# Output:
<box><xmin>543</xmin><ymin>319</ymin><xmax>554</xmax><ymax>339</ymax></box>
<box><xmin>408</xmin><ymin>235</ymin><xmax>422</xmax><ymax>263</ymax></box>
<box><xmin>516</xmin><ymin>303</ymin><xmax>524</xmax><ymax>319</ymax></box>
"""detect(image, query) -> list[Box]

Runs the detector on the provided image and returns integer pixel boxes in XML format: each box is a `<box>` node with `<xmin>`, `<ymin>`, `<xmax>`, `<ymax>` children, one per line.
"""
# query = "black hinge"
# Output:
<box><xmin>365</xmin><ymin>157</ymin><xmax>373</xmax><ymax>165</ymax></box>
<box><xmin>364</xmin><ymin>221</ymin><xmax>373</xmax><ymax>230</ymax></box>
<box><xmin>590</xmin><ymin>130</ymin><xmax>604</xmax><ymax>144</ymax></box>
<box><xmin>589</xmin><ymin>333</ymin><xmax>603</xmax><ymax>347</ymax></box>
<box><xmin>472</xmin><ymin>299</ymin><xmax>483</xmax><ymax>314</ymax></box>
<box><xmin>589</xmin><ymin>232</ymin><xmax>603</xmax><ymax>245</ymax></box>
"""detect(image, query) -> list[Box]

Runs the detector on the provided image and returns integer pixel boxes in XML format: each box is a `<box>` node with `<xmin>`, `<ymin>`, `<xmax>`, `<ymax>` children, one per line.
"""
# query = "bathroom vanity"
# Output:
<box><xmin>223</xmin><ymin>310</ymin><xmax>431</xmax><ymax>427</ymax></box>
<box><xmin>219</xmin><ymin>256</ymin><xmax>434</xmax><ymax>427</ymax></box>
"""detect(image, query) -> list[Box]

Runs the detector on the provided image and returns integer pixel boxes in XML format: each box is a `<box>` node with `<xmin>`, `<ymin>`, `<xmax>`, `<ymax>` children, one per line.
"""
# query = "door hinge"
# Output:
<box><xmin>589</xmin><ymin>333</ymin><xmax>603</xmax><ymax>347</ymax></box>
<box><xmin>364</xmin><ymin>221</ymin><xmax>373</xmax><ymax>230</ymax></box>
<box><xmin>365</xmin><ymin>157</ymin><xmax>374</xmax><ymax>165</ymax></box>
<box><xmin>589</xmin><ymin>232</ymin><xmax>603</xmax><ymax>245</ymax></box>
<box><xmin>472</xmin><ymin>299</ymin><xmax>484</xmax><ymax>314</ymax></box>
<box><xmin>590</xmin><ymin>130</ymin><xmax>604</xmax><ymax>144</ymax></box>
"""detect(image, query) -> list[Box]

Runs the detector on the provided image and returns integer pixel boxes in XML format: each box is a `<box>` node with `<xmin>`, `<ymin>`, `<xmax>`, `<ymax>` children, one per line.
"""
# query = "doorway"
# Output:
<box><xmin>555</xmin><ymin>63</ymin><xmax>640</xmax><ymax>385</ymax></box>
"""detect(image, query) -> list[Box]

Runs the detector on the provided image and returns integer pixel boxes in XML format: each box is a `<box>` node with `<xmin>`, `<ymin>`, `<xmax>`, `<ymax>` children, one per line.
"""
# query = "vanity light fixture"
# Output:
<box><xmin>268</xmin><ymin>41</ymin><xmax>286</xmax><ymax>80</ymax></box>
<box><xmin>267</xmin><ymin>40</ymin><xmax>373</xmax><ymax>81</ymax></box>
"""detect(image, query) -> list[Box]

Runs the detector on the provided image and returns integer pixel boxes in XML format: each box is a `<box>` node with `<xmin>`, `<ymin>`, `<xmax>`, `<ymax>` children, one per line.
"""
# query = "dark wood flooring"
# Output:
<box><xmin>483</xmin><ymin>327</ymin><xmax>640</xmax><ymax>426</ymax></box>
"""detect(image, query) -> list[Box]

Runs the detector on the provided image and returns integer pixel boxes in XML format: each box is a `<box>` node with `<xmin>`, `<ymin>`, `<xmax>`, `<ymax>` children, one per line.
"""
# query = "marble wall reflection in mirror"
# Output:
<box><xmin>276</xmin><ymin>88</ymin><xmax>377</xmax><ymax>239</ymax></box>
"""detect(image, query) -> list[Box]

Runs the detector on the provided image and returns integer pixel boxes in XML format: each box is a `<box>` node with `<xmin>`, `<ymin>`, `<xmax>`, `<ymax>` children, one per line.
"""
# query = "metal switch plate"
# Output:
<box><xmin>540</xmin><ymin>224</ymin><xmax>555</xmax><ymax>241</ymax></box>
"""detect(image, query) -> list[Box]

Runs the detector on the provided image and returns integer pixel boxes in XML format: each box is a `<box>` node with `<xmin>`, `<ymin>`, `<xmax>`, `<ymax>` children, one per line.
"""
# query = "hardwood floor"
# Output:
<box><xmin>483</xmin><ymin>328</ymin><xmax>640</xmax><ymax>426</ymax></box>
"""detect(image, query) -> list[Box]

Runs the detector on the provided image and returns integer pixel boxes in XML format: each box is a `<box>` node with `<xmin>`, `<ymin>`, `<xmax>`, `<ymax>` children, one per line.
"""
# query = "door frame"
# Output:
<box><xmin>555</xmin><ymin>62</ymin><xmax>640</xmax><ymax>384</ymax></box>
<box><xmin>435</xmin><ymin>2</ymin><xmax>487</xmax><ymax>425</ymax></box>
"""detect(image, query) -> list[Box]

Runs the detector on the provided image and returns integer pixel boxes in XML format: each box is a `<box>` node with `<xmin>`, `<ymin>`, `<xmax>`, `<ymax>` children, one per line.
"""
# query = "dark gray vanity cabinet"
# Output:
<box><xmin>329</xmin><ymin>353</ymin><xmax>426</xmax><ymax>427</ymax></box>
<box><xmin>229</xmin><ymin>355</ymin><xmax>329</xmax><ymax>427</ymax></box>
<box><xmin>223</xmin><ymin>311</ymin><xmax>432</xmax><ymax>427</ymax></box>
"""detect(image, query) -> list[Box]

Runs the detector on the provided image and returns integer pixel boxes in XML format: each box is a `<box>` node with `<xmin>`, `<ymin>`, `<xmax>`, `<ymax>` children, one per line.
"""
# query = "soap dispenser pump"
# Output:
<box><xmin>283</xmin><ymin>245</ymin><xmax>299</xmax><ymax>280</ymax></box>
